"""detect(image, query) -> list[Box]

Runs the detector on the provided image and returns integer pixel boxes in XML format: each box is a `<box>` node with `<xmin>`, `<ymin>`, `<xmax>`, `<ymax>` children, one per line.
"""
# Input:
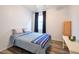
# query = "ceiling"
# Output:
<box><xmin>23</xmin><ymin>5</ymin><xmax>68</xmax><ymax>12</ymax></box>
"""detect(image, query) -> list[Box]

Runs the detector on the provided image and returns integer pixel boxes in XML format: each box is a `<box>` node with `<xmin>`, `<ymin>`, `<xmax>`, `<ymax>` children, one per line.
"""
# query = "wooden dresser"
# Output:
<box><xmin>63</xmin><ymin>21</ymin><xmax>72</xmax><ymax>36</ymax></box>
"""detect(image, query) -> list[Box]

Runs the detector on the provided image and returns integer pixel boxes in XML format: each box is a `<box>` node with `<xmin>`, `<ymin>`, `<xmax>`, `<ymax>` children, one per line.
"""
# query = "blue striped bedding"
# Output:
<box><xmin>12</xmin><ymin>32</ymin><xmax>49</xmax><ymax>48</ymax></box>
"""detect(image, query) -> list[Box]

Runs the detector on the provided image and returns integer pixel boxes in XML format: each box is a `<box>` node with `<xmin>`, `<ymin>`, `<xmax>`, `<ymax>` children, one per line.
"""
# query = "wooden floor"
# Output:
<box><xmin>48</xmin><ymin>40</ymin><xmax>70</xmax><ymax>54</ymax></box>
<box><xmin>0</xmin><ymin>40</ymin><xmax>70</xmax><ymax>54</ymax></box>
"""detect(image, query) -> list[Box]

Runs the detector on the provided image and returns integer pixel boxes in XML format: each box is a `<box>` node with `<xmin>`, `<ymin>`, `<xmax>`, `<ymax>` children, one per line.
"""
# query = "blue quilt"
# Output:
<box><xmin>11</xmin><ymin>32</ymin><xmax>49</xmax><ymax>48</ymax></box>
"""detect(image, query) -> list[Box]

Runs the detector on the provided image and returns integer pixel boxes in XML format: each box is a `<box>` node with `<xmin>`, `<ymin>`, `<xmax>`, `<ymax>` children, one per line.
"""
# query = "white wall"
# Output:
<box><xmin>68</xmin><ymin>6</ymin><xmax>79</xmax><ymax>40</ymax></box>
<box><xmin>0</xmin><ymin>6</ymin><xmax>33</xmax><ymax>51</ymax></box>
<box><xmin>46</xmin><ymin>7</ymin><xmax>69</xmax><ymax>41</ymax></box>
<box><xmin>32</xmin><ymin>12</ymin><xmax>35</xmax><ymax>32</ymax></box>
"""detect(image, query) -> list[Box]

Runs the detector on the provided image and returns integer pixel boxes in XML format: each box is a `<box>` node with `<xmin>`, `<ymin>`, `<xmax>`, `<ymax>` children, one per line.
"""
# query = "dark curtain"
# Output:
<box><xmin>34</xmin><ymin>12</ymin><xmax>38</xmax><ymax>32</ymax></box>
<box><xmin>42</xmin><ymin>11</ymin><xmax>46</xmax><ymax>33</ymax></box>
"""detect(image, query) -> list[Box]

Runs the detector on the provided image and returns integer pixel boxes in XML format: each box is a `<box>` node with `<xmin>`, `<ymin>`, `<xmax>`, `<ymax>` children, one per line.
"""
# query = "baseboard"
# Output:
<box><xmin>52</xmin><ymin>39</ymin><xmax>63</xmax><ymax>42</ymax></box>
<box><xmin>0</xmin><ymin>45</ymin><xmax>12</xmax><ymax>52</ymax></box>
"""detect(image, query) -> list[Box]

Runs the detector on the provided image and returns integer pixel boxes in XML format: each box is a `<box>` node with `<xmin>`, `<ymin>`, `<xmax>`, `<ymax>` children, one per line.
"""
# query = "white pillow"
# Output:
<box><xmin>22</xmin><ymin>28</ymin><xmax>28</xmax><ymax>33</ymax></box>
<box><xmin>16</xmin><ymin>28</ymin><xmax>23</xmax><ymax>33</ymax></box>
<box><xmin>12</xmin><ymin>28</ymin><xmax>22</xmax><ymax>34</ymax></box>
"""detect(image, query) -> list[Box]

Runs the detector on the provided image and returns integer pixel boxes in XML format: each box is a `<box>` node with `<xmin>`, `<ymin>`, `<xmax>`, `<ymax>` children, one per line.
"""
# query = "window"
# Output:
<box><xmin>38</xmin><ymin>12</ymin><xmax>43</xmax><ymax>33</ymax></box>
<box><xmin>34</xmin><ymin>11</ymin><xmax>46</xmax><ymax>33</ymax></box>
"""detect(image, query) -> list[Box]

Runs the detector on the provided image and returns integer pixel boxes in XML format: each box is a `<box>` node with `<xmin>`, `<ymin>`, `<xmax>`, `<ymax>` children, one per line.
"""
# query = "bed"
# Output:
<box><xmin>10</xmin><ymin>30</ymin><xmax>51</xmax><ymax>54</ymax></box>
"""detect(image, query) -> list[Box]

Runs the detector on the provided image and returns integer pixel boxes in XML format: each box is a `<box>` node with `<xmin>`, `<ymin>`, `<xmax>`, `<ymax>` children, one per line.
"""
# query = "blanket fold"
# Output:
<box><xmin>32</xmin><ymin>33</ymin><xmax>49</xmax><ymax>48</ymax></box>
